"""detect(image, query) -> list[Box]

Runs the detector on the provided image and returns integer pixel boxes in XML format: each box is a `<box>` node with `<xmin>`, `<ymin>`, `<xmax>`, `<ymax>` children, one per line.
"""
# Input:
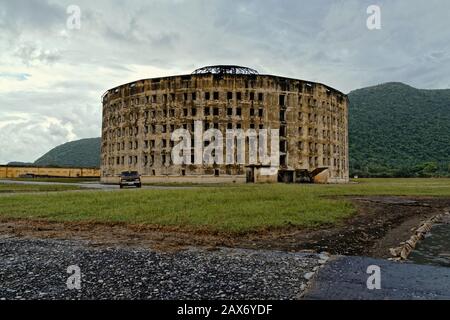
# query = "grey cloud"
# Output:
<box><xmin>1</xmin><ymin>0</ymin><xmax>450</xmax><ymax>163</ymax></box>
<box><xmin>0</xmin><ymin>72</ymin><xmax>31</xmax><ymax>81</ymax></box>
<box><xmin>0</xmin><ymin>0</ymin><xmax>65</xmax><ymax>32</ymax></box>
<box><xmin>0</xmin><ymin>115</ymin><xmax>73</xmax><ymax>163</ymax></box>
<box><xmin>14</xmin><ymin>42</ymin><xmax>61</xmax><ymax>65</ymax></box>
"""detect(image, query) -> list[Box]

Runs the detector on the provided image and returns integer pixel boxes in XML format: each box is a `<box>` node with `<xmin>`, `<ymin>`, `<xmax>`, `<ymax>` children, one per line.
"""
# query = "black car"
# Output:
<box><xmin>119</xmin><ymin>171</ymin><xmax>142</xmax><ymax>188</ymax></box>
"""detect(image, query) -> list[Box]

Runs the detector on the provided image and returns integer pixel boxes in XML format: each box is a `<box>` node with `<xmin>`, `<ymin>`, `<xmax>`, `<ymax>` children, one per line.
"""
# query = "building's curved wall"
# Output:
<box><xmin>101</xmin><ymin>73</ymin><xmax>349</xmax><ymax>183</ymax></box>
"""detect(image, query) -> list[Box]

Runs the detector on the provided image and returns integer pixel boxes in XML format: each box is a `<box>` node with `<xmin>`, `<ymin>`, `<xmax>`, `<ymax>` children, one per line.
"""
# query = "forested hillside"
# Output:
<box><xmin>33</xmin><ymin>138</ymin><xmax>101</xmax><ymax>168</ymax></box>
<box><xmin>348</xmin><ymin>82</ymin><xmax>450</xmax><ymax>177</ymax></box>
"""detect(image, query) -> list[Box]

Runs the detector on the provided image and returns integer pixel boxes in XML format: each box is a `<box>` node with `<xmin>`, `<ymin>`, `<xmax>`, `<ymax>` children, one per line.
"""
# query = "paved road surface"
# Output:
<box><xmin>0</xmin><ymin>180</ymin><xmax>191</xmax><ymax>190</ymax></box>
<box><xmin>304</xmin><ymin>256</ymin><xmax>450</xmax><ymax>300</ymax></box>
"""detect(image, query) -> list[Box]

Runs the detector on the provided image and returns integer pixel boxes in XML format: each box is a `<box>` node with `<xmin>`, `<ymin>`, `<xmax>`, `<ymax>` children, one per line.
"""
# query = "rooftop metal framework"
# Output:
<box><xmin>192</xmin><ymin>65</ymin><xmax>259</xmax><ymax>75</ymax></box>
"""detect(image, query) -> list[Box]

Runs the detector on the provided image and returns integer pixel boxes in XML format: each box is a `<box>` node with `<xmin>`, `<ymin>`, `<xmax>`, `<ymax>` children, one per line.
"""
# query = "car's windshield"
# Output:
<box><xmin>121</xmin><ymin>172</ymin><xmax>138</xmax><ymax>177</ymax></box>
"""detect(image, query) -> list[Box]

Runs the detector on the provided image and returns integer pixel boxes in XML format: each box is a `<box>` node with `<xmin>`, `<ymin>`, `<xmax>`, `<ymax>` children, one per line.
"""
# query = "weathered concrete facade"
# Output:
<box><xmin>0</xmin><ymin>166</ymin><xmax>100</xmax><ymax>178</ymax></box>
<box><xmin>101</xmin><ymin>66</ymin><xmax>349</xmax><ymax>183</ymax></box>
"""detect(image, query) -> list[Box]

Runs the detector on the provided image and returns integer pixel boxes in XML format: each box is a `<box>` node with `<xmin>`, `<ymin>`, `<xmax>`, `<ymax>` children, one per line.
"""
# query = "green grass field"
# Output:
<box><xmin>0</xmin><ymin>183</ymin><xmax>84</xmax><ymax>193</ymax></box>
<box><xmin>0</xmin><ymin>178</ymin><xmax>449</xmax><ymax>233</ymax></box>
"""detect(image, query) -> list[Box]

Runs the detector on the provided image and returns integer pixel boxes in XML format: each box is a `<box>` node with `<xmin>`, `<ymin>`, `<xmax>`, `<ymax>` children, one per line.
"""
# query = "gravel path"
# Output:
<box><xmin>0</xmin><ymin>237</ymin><xmax>322</xmax><ymax>300</ymax></box>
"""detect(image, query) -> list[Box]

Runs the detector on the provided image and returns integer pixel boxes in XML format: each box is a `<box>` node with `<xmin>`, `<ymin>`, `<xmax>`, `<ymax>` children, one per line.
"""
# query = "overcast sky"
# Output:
<box><xmin>0</xmin><ymin>0</ymin><xmax>449</xmax><ymax>164</ymax></box>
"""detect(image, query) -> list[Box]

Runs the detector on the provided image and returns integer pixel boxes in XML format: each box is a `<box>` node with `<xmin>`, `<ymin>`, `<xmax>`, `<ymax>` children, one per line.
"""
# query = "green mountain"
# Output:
<box><xmin>34</xmin><ymin>138</ymin><xmax>101</xmax><ymax>168</ymax></box>
<box><xmin>348</xmin><ymin>82</ymin><xmax>450</xmax><ymax>177</ymax></box>
<box><xmin>23</xmin><ymin>82</ymin><xmax>450</xmax><ymax>176</ymax></box>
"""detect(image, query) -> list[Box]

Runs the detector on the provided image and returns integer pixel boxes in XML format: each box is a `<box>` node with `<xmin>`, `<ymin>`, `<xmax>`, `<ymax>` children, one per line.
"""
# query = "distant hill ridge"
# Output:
<box><xmin>33</xmin><ymin>138</ymin><xmax>101</xmax><ymax>168</ymax></box>
<box><xmin>7</xmin><ymin>82</ymin><xmax>450</xmax><ymax>176</ymax></box>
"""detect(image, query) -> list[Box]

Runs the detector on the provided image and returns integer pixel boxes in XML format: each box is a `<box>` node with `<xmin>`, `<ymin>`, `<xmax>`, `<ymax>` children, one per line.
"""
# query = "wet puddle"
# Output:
<box><xmin>408</xmin><ymin>223</ymin><xmax>450</xmax><ymax>267</ymax></box>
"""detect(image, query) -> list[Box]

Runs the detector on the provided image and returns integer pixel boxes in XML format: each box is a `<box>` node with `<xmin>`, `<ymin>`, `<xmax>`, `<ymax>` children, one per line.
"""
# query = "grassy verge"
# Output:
<box><xmin>320</xmin><ymin>178</ymin><xmax>450</xmax><ymax>197</ymax></box>
<box><xmin>0</xmin><ymin>183</ymin><xmax>84</xmax><ymax>193</ymax></box>
<box><xmin>0</xmin><ymin>178</ymin><xmax>449</xmax><ymax>233</ymax></box>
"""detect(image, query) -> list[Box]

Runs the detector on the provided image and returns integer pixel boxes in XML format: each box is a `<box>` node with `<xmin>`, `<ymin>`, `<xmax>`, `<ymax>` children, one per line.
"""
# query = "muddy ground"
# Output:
<box><xmin>1</xmin><ymin>196</ymin><xmax>449</xmax><ymax>258</ymax></box>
